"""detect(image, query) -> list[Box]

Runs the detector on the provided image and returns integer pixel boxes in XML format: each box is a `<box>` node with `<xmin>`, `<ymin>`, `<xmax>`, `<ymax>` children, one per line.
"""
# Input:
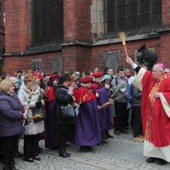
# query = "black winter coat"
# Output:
<box><xmin>54</xmin><ymin>85</ymin><xmax>76</xmax><ymax>126</ymax></box>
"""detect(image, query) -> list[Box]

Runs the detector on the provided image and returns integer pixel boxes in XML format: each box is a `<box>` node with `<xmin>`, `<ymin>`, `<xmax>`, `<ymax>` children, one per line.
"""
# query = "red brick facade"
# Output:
<box><xmin>3</xmin><ymin>0</ymin><xmax>170</xmax><ymax>75</ymax></box>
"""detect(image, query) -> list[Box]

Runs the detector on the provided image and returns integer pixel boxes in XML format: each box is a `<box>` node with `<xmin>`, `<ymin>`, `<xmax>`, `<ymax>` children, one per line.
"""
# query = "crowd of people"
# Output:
<box><xmin>0</xmin><ymin>45</ymin><xmax>170</xmax><ymax>169</ymax></box>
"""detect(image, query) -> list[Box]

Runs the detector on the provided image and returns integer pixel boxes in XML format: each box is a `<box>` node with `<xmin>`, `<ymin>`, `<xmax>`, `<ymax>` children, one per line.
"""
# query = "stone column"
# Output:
<box><xmin>91</xmin><ymin>0</ymin><xmax>105</xmax><ymax>40</ymax></box>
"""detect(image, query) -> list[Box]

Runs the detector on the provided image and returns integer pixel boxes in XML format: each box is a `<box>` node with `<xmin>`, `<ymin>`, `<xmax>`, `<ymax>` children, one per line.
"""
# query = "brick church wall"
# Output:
<box><xmin>3</xmin><ymin>0</ymin><xmax>170</xmax><ymax>75</ymax></box>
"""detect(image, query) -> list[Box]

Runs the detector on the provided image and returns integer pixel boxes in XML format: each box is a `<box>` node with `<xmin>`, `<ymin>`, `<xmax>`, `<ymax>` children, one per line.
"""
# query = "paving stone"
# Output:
<box><xmin>0</xmin><ymin>130</ymin><xmax>169</xmax><ymax>170</ymax></box>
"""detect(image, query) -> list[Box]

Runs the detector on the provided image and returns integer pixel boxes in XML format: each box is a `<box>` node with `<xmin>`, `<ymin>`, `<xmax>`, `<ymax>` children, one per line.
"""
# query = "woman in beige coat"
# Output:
<box><xmin>18</xmin><ymin>72</ymin><xmax>44</xmax><ymax>162</ymax></box>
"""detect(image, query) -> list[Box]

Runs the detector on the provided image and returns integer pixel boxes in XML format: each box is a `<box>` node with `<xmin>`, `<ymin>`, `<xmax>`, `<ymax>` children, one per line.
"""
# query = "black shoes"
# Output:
<box><xmin>146</xmin><ymin>157</ymin><xmax>157</xmax><ymax>163</ymax></box>
<box><xmin>105</xmin><ymin>132</ymin><xmax>114</xmax><ymax>139</ymax></box>
<box><xmin>23</xmin><ymin>157</ymin><xmax>34</xmax><ymax>163</ymax></box>
<box><xmin>103</xmin><ymin>131</ymin><xmax>114</xmax><ymax>139</ymax></box>
<box><xmin>146</xmin><ymin>157</ymin><xmax>168</xmax><ymax>165</ymax></box>
<box><xmin>157</xmin><ymin>158</ymin><xmax>168</xmax><ymax>165</ymax></box>
<box><xmin>59</xmin><ymin>149</ymin><xmax>70</xmax><ymax>158</ymax></box>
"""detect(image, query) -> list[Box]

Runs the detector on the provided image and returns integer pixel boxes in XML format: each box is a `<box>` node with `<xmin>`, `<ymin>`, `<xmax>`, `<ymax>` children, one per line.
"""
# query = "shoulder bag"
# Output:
<box><xmin>60</xmin><ymin>104</ymin><xmax>75</xmax><ymax>119</ymax></box>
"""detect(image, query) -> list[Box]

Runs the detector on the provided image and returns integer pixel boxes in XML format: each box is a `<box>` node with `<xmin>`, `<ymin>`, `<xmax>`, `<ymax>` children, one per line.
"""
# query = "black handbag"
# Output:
<box><xmin>31</xmin><ymin>107</ymin><xmax>46</xmax><ymax>123</ymax></box>
<box><xmin>60</xmin><ymin>104</ymin><xmax>75</xmax><ymax>119</ymax></box>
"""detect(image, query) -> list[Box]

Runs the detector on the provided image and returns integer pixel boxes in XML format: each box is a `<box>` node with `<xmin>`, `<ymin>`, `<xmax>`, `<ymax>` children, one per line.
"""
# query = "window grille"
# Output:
<box><xmin>32</xmin><ymin>0</ymin><xmax>63</xmax><ymax>46</ymax></box>
<box><xmin>107</xmin><ymin>0</ymin><xmax>162</xmax><ymax>33</ymax></box>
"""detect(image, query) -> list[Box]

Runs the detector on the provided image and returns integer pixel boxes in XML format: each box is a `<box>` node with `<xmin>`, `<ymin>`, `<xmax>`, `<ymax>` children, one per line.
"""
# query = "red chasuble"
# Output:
<box><xmin>141</xmin><ymin>71</ymin><xmax>170</xmax><ymax>147</ymax></box>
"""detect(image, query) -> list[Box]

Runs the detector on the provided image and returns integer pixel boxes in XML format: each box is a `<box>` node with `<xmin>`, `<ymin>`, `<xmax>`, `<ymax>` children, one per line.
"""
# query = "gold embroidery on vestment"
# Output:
<box><xmin>145</xmin><ymin>79</ymin><xmax>163</xmax><ymax>141</ymax></box>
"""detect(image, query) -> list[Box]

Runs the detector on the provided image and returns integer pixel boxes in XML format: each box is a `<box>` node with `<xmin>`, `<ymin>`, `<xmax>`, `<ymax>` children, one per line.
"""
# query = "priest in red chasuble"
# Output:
<box><xmin>126</xmin><ymin>52</ymin><xmax>170</xmax><ymax>165</ymax></box>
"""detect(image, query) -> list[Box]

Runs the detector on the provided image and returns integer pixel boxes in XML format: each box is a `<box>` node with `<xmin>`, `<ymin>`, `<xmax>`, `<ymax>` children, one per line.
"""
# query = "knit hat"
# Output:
<box><xmin>102</xmin><ymin>75</ymin><xmax>111</xmax><ymax>82</ymax></box>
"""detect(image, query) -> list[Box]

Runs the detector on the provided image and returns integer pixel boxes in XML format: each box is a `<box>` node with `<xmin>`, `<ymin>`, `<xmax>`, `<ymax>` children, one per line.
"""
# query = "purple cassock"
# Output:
<box><xmin>45</xmin><ymin>100</ymin><xmax>59</xmax><ymax>149</ymax></box>
<box><xmin>74</xmin><ymin>99</ymin><xmax>102</xmax><ymax>146</ymax></box>
<box><xmin>96</xmin><ymin>87</ymin><xmax>113</xmax><ymax>133</ymax></box>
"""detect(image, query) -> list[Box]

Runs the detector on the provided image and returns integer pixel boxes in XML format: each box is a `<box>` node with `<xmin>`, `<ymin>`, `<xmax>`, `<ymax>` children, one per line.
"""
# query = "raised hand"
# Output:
<box><xmin>126</xmin><ymin>56</ymin><xmax>135</xmax><ymax>66</ymax></box>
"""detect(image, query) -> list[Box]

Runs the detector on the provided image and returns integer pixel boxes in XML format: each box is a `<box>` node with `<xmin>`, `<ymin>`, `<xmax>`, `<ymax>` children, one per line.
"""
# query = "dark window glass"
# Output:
<box><xmin>151</xmin><ymin>0</ymin><xmax>162</xmax><ymax>26</ymax></box>
<box><xmin>117</xmin><ymin>0</ymin><xmax>126</xmax><ymax>31</ymax></box>
<box><xmin>107</xmin><ymin>0</ymin><xmax>116</xmax><ymax>32</ymax></box>
<box><xmin>127</xmin><ymin>0</ymin><xmax>138</xmax><ymax>30</ymax></box>
<box><xmin>32</xmin><ymin>0</ymin><xmax>63</xmax><ymax>46</ymax></box>
<box><xmin>139</xmin><ymin>0</ymin><xmax>150</xmax><ymax>27</ymax></box>
<box><xmin>107</xmin><ymin>0</ymin><xmax>162</xmax><ymax>33</ymax></box>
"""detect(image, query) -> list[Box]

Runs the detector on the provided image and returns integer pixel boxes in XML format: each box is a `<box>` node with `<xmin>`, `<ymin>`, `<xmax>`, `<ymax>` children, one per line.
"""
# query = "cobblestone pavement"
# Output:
<box><xmin>1</xmin><ymin>130</ymin><xmax>170</xmax><ymax>170</ymax></box>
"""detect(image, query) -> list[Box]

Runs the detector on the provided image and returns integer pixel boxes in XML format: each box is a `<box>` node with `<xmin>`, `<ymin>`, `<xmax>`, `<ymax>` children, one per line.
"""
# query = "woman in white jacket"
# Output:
<box><xmin>18</xmin><ymin>72</ymin><xmax>44</xmax><ymax>162</ymax></box>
